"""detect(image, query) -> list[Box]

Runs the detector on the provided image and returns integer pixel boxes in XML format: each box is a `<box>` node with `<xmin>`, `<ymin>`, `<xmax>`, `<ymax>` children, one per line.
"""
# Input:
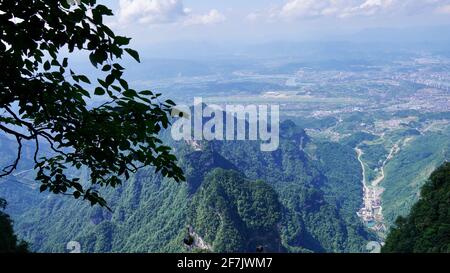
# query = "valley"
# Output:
<box><xmin>1</xmin><ymin>52</ymin><xmax>449</xmax><ymax>253</ymax></box>
<box><xmin>2</xmin><ymin>0</ymin><xmax>450</xmax><ymax>256</ymax></box>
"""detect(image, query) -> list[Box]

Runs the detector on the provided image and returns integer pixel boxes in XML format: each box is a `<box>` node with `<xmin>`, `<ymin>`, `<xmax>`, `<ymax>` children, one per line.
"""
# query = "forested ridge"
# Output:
<box><xmin>0</xmin><ymin>119</ymin><xmax>373</xmax><ymax>253</ymax></box>
<box><xmin>1</xmin><ymin>0</ymin><xmax>450</xmax><ymax>256</ymax></box>
<box><xmin>382</xmin><ymin>162</ymin><xmax>450</xmax><ymax>253</ymax></box>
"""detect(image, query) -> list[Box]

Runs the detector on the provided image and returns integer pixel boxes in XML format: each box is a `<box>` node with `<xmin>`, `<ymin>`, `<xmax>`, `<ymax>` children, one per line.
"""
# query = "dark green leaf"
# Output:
<box><xmin>125</xmin><ymin>48</ymin><xmax>140</xmax><ymax>63</ymax></box>
<box><xmin>94</xmin><ymin>87</ymin><xmax>105</xmax><ymax>95</ymax></box>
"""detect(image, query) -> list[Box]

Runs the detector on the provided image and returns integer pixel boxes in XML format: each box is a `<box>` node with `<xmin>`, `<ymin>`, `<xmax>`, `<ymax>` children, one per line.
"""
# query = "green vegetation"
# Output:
<box><xmin>382</xmin><ymin>162</ymin><xmax>450</xmax><ymax>253</ymax></box>
<box><xmin>341</xmin><ymin>132</ymin><xmax>377</xmax><ymax>147</ymax></box>
<box><xmin>211</xmin><ymin>121</ymin><xmax>372</xmax><ymax>252</ymax></box>
<box><xmin>2</xmin><ymin>99</ymin><xmax>448</xmax><ymax>253</ymax></box>
<box><xmin>0</xmin><ymin>198</ymin><xmax>29</xmax><ymax>253</ymax></box>
<box><xmin>285</xmin><ymin>116</ymin><xmax>338</xmax><ymax>130</ymax></box>
<box><xmin>8</xmin><ymin>151</ymin><xmax>282</xmax><ymax>253</ymax></box>
<box><xmin>1</xmin><ymin>4</ymin><xmax>449</xmax><ymax>254</ymax></box>
<box><xmin>189</xmin><ymin>169</ymin><xmax>283</xmax><ymax>252</ymax></box>
<box><xmin>382</xmin><ymin>128</ymin><xmax>450</xmax><ymax>226</ymax></box>
<box><xmin>1</xmin><ymin>120</ymin><xmax>372</xmax><ymax>253</ymax></box>
<box><xmin>0</xmin><ymin>0</ymin><xmax>183</xmax><ymax>208</ymax></box>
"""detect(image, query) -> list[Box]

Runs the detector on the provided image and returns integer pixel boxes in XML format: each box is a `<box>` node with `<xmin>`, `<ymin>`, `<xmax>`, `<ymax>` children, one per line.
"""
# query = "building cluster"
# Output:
<box><xmin>357</xmin><ymin>186</ymin><xmax>386</xmax><ymax>233</ymax></box>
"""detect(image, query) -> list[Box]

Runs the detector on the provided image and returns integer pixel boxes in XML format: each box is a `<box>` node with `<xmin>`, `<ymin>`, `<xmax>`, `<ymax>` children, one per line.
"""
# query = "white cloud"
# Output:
<box><xmin>259</xmin><ymin>0</ymin><xmax>450</xmax><ymax>21</ymax></box>
<box><xmin>184</xmin><ymin>9</ymin><xmax>226</xmax><ymax>26</ymax></box>
<box><xmin>117</xmin><ymin>0</ymin><xmax>187</xmax><ymax>24</ymax></box>
<box><xmin>279</xmin><ymin>0</ymin><xmax>336</xmax><ymax>19</ymax></box>
<box><xmin>278</xmin><ymin>0</ymin><xmax>395</xmax><ymax>19</ymax></box>
<box><xmin>339</xmin><ymin>0</ymin><xmax>394</xmax><ymax>18</ymax></box>
<box><xmin>116</xmin><ymin>0</ymin><xmax>225</xmax><ymax>26</ymax></box>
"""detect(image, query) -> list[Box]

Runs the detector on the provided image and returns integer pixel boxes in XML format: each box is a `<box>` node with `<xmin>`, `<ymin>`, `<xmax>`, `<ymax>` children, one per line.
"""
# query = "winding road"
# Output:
<box><xmin>355</xmin><ymin>144</ymin><xmax>399</xmax><ymax>236</ymax></box>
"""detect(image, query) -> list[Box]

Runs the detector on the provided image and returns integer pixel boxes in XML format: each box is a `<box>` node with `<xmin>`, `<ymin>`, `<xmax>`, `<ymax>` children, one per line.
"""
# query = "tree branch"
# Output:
<box><xmin>0</xmin><ymin>135</ymin><xmax>22</xmax><ymax>178</ymax></box>
<box><xmin>0</xmin><ymin>124</ymin><xmax>34</xmax><ymax>140</ymax></box>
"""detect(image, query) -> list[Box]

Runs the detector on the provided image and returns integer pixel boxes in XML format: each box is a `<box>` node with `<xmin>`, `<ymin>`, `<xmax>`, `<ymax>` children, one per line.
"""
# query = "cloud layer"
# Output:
<box><xmin>261</xmin><ymin>0</ymin><xmax>450</xmax><ymax>20</ymax></box>
<box><xmin>117</xmin><ymin>0</ymin><xmax>225</xmax><ymax>26</ymax></box>
<box><xmin>183</xmin><ymin>9</ymin><xmax>226</xmax><ymax>26</ymax></box>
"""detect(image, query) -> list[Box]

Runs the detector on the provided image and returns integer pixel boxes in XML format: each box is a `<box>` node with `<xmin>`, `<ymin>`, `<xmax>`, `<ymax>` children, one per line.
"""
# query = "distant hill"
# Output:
<box><xmin>382</xmin><ymin>162</ymin><xmax>450</xmax><ymax>253</ymax></box>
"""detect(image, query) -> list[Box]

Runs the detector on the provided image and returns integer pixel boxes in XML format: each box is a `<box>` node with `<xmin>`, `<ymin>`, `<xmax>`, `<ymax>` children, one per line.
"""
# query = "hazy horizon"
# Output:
<box><xmin>97</xmin><ymin>1</ymin><xmax>450</xmax><ymax>55</ymax></box>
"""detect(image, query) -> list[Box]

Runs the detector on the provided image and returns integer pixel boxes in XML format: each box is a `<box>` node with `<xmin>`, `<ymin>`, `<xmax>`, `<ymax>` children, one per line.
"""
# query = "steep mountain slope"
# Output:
<box><xmin>189</xmin><ymin>169</ymin><xmax>283</xmax><ymax>253</ymax></box>
<box><xmin>3</xmin><ymin>145</ymin><xmax>285</xmax><ymax>253</ymax></box>
<box><xmin>382</xmin><ymin>162</ymin><xmax>450</xmax><ymax>253</ymax></box>
<box><xmin>382</xmin><ymin>128</ymin><xmax>450</xmax><ymax>225</ymax></box>
<box><xmin>0</xmin><ymin>119</ymin><xmax>372</xmax><ymax>253</ymax></box>
<box><xmin>210</xmin><ymin>120</ymin><xmax>372</xmax><ymax>252</ymax></box>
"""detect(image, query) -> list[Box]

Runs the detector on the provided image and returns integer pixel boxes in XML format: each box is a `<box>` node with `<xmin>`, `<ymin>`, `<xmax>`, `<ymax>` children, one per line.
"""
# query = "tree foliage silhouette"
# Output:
<box><xmin>0</xmin><ymin>198</ymin><xmax>29</xmax><ymax>252</ymax></box>
<box><xmin>0</xmin><ymin>0</ymin><xmax>184</xmax><ymax>208</ymax></box>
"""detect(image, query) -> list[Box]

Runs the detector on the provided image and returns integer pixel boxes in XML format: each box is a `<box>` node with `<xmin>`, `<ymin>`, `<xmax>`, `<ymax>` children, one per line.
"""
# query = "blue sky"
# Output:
<box><xmin>100</xmin><ymin>1</ymin><xmax>450</xmax><ymax>51</ymax></box>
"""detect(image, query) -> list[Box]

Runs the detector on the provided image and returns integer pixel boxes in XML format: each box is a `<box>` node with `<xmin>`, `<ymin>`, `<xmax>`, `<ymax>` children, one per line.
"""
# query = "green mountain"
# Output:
<box><xmin>211</xmin><ymin>121</ymin><xmax>372</xmax><ymax>252</ymax></box>
<box><xmin>189</xmin><ymin>169</ymin><xmax>283</xmax><ymax>252</ymax></box>
<box><xmin>381</xmin><ymin>129</ymin><xmax>450</xmax><ymax>226</ymax></box>
<box><xmin>382</xmin><ymin>162</ymin><xmax>450</xmax><ymax>253</ymax></box>
<box><xmin>0</xmin><ymin>120</ymin><xmax>373</xmax><ymax>253</ymax></box>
